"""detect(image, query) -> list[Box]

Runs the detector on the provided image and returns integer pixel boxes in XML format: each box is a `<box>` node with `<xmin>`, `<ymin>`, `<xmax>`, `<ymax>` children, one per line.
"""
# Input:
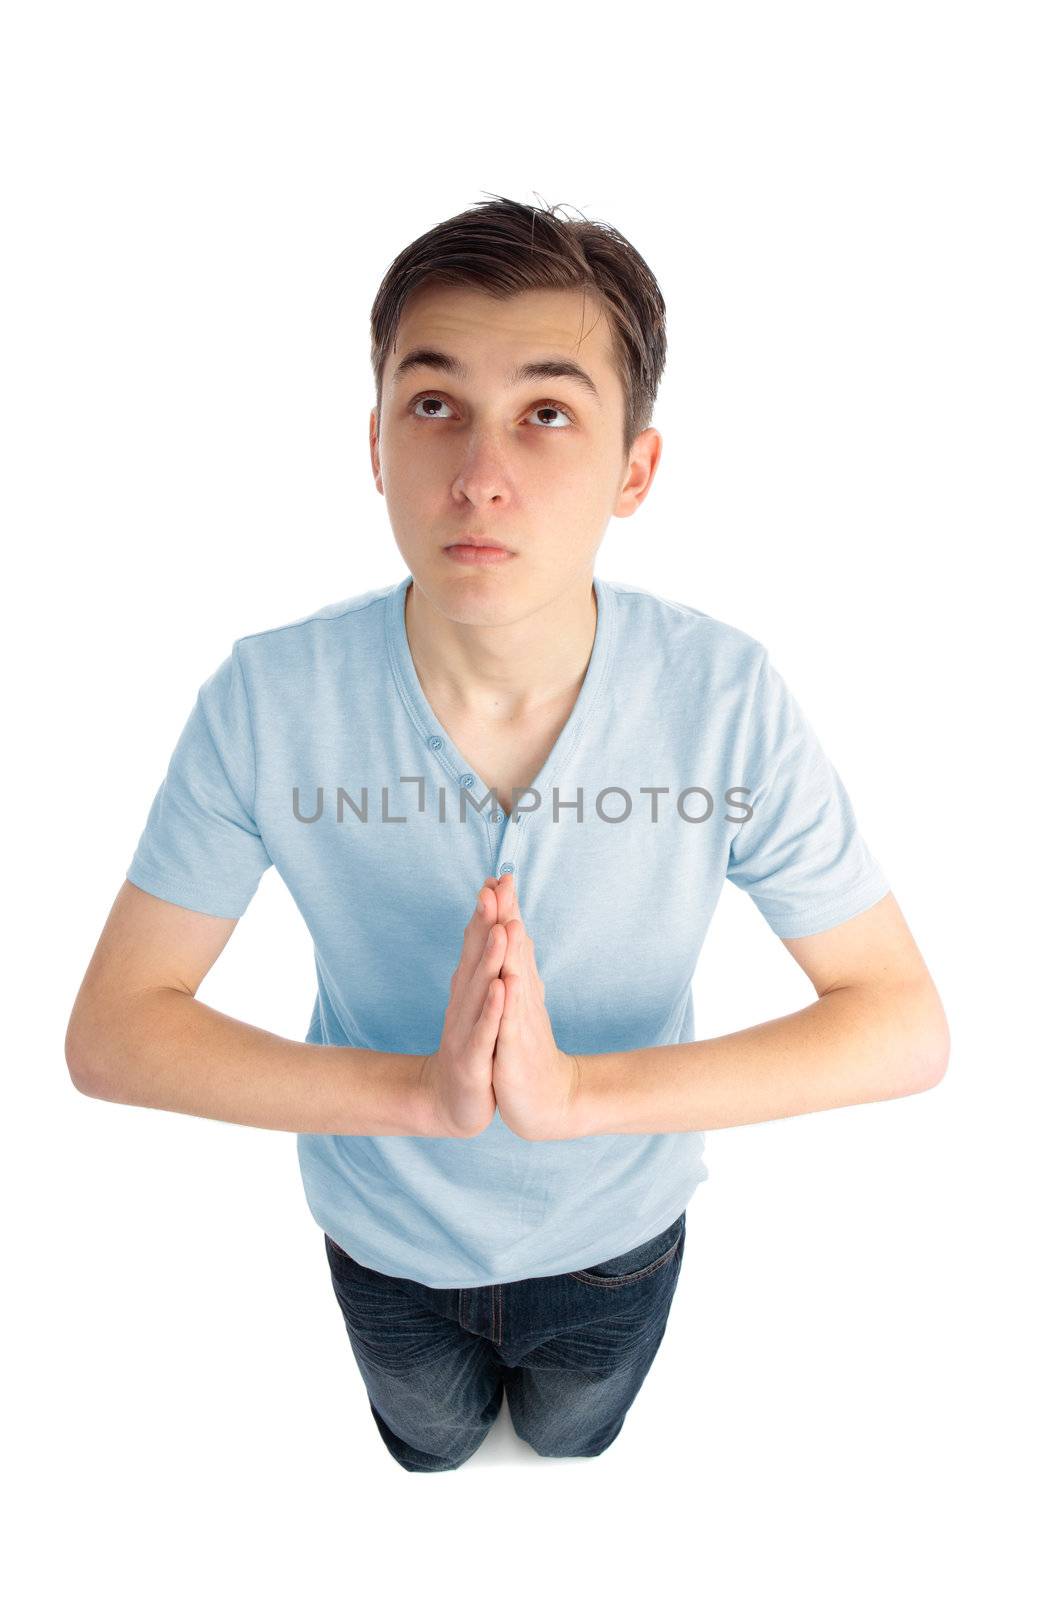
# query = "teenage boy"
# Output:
<box><xmin>66</xmin><ymin>196</ymin><xmax>949</xmax><ymax>1472</ymax></box>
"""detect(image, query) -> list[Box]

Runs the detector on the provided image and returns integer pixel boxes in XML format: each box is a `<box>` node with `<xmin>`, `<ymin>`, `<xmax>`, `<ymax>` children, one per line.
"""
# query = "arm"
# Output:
<box><xmin>65</xmin><ymin>880</ymin><xmax>428</xmax><ymax>1136</ymax></box>
<box><xmin>570</xmin><ymin>892</ymin><xmax>951</xmax><ymax>1136</ymax></box>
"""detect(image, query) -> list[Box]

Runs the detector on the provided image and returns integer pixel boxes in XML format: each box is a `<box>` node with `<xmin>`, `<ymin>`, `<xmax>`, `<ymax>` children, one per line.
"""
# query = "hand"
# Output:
<box><xmin>417</xmin><ymin>877</ymin><xmax>506</xmax><ymax>1138</ymax></box>
<box><xmin>488</xmin><ymin>873</ymin><xmax>583</xmax><ymax>1142</ymax></box>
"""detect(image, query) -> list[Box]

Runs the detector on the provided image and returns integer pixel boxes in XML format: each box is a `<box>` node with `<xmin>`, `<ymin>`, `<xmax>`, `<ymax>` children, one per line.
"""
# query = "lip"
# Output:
<box><xmin>444</xmin><ymin>544</ymin><xmax>515</xmax><ymax>566</ymax></box>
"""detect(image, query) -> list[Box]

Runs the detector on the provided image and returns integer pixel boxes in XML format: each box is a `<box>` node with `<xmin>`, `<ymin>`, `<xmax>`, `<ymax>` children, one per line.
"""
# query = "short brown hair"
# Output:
<box><xmin>369</xmin><ymin>192</ymin><xmax>667</xmax><ymax>459</ymax></box>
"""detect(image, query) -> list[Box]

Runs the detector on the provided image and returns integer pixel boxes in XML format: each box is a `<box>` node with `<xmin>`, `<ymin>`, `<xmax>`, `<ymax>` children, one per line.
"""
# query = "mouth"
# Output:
<box><xmin>443</xmin><ymin>541</ymin><xmax>516</xmax><ymax>564</ymax></box>
<box><xmin>443</xmin><ymin>539</ymin><xmax>513</xmax><ymax>553</ymax></box>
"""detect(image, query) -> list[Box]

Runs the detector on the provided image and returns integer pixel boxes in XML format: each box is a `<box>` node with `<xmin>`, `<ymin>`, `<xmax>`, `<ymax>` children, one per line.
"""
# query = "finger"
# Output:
<box><xmin>474</xmin><ymin>974</ymin><xmax>505</xmax><ymax>1047</ymax></box>
<box><xmin>519</xmin><ymin>929</ymin><xmax>545</xmax><ymax>1002</ymax></box>
<box><xmin>495</xmin><ymin>871</ymin><xmax>518</xmax><ymax>920</ymax></box>
<box><xmin>500</xmin><ymin>916</ymin><xmax>525</xmax><ymax>981</ymax></box>
<box><xmin>458</xmin><ymin>883</ymin><xmax>503</xmax><ymax>984</ymax></box>
<box><xmin>497</xmin><ymin>969</ymin><xmax>522</xmax><ymax>1035</ymax></box>
<box><xmin>487</xmin><ymin>877</ymin><xmax>507</xmax><ymax>925</ymax></box>
<box><xmin>474</xmin><ymin>878</ymin><xmax>498</xmax><ymax>921</ymax></box>
<box><xmin>457</xmin><ymin>922</ymin><xmax>507</xmax><ymax>1035</ymax></box>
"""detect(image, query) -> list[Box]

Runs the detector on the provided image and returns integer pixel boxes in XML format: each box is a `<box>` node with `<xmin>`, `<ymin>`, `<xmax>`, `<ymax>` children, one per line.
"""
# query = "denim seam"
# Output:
<box><xmin>566</xmin><ymin>1232</ymin><xmax>682</xmax><ymax>1289</ymax></box>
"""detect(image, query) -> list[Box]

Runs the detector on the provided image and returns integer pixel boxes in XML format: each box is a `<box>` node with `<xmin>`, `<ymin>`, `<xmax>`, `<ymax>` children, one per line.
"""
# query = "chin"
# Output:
<box><xmin>428</xmin><ymin>559</ymin><xmax>529</xmax><ymax>616</ymax></box>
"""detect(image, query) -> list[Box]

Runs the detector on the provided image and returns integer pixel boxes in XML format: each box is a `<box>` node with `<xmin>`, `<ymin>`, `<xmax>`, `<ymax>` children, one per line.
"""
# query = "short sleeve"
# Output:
<box><xmin>126</xmin><ymin>643</ymin><xmax>273</xmax><ymax>918</ymax></box>
<box><xmin>726</xmin><ymin>649</ymin><xmax>890</xmax><ymax>938</ymax></box>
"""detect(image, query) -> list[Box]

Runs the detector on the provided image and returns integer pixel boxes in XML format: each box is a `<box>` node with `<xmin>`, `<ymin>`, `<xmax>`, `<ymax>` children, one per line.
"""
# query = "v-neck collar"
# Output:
<box><xmin>384</xmin><ymin>571</ymin><xmax>615</xmax><ymax>861</ymax></box>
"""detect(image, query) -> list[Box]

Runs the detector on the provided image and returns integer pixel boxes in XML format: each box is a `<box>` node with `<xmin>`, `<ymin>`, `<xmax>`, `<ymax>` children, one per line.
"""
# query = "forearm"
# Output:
<box><xmin>571</xmin><ymin>980</ymin><xmax>949</xmax><ymax>1136</ymax></box>
<box><xmin>69</xmin><ymin>988</ymin><xmax>429</xmax><ymax>1136</ymax></box>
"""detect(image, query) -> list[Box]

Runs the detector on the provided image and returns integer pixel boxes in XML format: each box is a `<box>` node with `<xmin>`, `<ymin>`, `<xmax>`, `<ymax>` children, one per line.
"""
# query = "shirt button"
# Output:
<box><xmin>491</xmin><ymin>811</ymin><xmax>502</xmax><ymax>823</ymax></box>
<box><xmin>459</xmin><ymin>773</ymin><xmax>475</xmax><ymax>787</ymax></box>
<box><xmin>499</xmin><ymin>859</ymin><xmax>516</xmax><ymax>874</ymax></box>
<box><xmin>426</xmin><ymin>735</ymin><xmax>443</xmax><ymax>750</ymax></box>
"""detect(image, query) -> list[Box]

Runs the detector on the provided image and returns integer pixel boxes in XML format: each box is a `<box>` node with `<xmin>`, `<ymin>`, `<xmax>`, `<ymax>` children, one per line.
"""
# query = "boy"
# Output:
<box><xmin>66</xmin><ymin>195</ymin><xmax>949</xmax><ymax>1472</ymax></box>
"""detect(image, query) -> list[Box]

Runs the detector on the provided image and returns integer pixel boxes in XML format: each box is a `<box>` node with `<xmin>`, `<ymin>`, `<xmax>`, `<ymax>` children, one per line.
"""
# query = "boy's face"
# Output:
<box><xmin>369</xmin><ymin>283</ymin><xmax>660</xmax><ymax>623</ymax></box>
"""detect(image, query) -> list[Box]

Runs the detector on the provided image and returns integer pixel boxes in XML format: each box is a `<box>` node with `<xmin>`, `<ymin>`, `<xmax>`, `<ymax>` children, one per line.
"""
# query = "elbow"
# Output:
<box><xmin>65</xmin><ymin>1010</ymin><xmax>111</xmax><ymax>1099</ymax></box>
<box><xmin>876</xmin><ymin>977</ymin><xmax>950</xmax><ymax>1096</ymax></box>
<box><xmin>911</xmin><ymin>990</ymin><xmax>951</xmax><ymax>1092</ymax></box>
<box><xmin>65</xmin><ymin>1018</ymin><xmax>95</xmax><ymax>1096</ymax></box>
<box><xmin>923</xmin><ymin>1018</ymin><xmax>951</xmax><ymax>1089</ymax></box>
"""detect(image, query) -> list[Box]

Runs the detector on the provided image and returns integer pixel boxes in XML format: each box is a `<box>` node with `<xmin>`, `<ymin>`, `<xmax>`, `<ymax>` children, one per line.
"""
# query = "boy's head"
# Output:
<box><xmin>367</xmin><ymin>194</ymin><xmax>666</xmax><ymax>623</ymax></box>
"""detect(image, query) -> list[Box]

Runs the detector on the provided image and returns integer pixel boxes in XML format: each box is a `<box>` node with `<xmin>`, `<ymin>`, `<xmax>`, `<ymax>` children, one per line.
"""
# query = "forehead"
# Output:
<box><xmin>391</xmin><ymin>283</ymin><xmax>618</xmax><ymax>381</ymax></box>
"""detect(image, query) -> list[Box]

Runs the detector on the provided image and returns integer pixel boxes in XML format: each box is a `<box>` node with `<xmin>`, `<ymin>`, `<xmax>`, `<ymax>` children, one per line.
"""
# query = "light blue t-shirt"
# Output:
<box><xmin>126</xmin><ymin>573</ymin><xmax>889</xmax><ymax>1287</ymax></box>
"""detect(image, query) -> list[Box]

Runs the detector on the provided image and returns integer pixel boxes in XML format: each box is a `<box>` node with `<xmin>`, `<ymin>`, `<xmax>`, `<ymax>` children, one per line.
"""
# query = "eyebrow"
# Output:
<box><xmin>390</xmin><ymin>346</ymin><xmax>601</xmax><ymax>406</ymax></box>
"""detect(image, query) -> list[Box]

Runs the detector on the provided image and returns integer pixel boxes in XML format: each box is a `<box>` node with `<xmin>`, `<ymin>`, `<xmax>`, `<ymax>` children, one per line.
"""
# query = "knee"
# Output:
<box><xmin>517</xmin><ymin>1424</ymin><xmax>622</xmax><ymax>1460</ymax></box>
<box><xmin>524</xmin><ymin>1440</ymin><xmax>614</xmax><ymax>1459</ymax></box>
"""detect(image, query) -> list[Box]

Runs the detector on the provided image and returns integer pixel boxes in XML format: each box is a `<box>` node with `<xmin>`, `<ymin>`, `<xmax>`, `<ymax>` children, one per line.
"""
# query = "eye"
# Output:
<box><xmin>408</xmin><ymin>393</ymin><xmax>575</xmax><ymax>429</ymax></box>
<box><xmin>528</xmin><ymin>401</ymin><xmax>574</xmax><ymax>429</ymax></box>
<box><xmin>411</xmin><ymin>394</ymin><xmax>458</xmax><ymax>421</ymax></box>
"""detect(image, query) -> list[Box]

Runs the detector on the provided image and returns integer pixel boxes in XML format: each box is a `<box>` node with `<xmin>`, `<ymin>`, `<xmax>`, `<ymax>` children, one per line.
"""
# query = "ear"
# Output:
<box><xmin>369</xmin><ymin>407</ymin><xmax>383</xmax><ymax>493</ymax></box>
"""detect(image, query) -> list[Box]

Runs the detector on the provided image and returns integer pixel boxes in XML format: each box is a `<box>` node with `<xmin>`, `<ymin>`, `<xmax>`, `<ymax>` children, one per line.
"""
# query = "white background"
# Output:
<box><xmin>4</xmin><ymin>3</ymin><xmax>1034</xmax><ymax>1596</ymax></box>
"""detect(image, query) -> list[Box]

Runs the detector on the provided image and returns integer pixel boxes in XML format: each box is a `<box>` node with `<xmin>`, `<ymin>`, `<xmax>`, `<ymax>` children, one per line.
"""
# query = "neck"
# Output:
<box><xmin>404</xmin><ymin>574</ymin><xmax>598</xmax><ymax>723</ymax></box>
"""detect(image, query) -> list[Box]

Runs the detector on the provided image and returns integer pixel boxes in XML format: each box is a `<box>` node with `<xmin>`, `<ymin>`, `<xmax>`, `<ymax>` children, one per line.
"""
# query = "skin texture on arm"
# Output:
<box><xmin>68</xmin><ymin>872</ymin><xmax>947</xmax><ymax>1143</ymax></box>
<box><xmin>66</xmin><ymin>881</ymin><xmax>441</xmax><ymax>1136</ymax></box>
<box><xmin>479</xmin><ymin>877</ymin><xmax>950</xmax><ymax>1140</ymax></box>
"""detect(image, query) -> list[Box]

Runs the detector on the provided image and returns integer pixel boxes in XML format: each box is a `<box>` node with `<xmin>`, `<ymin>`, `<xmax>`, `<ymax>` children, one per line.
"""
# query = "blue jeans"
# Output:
<box><xmin>323</xmin><ymin>1209</ymin><xmax>687</xmax><ymax>1471</ymax></box>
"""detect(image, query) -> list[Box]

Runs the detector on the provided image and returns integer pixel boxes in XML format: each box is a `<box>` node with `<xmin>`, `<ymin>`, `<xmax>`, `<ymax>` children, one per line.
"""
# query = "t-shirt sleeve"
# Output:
<box><xmin>725</xmin><ymin>648</ymin><xmax>890</xmax><ymax>938</ymax></box>
<box><xmin>125</xmin><ymin>642</ymin><xmax>273</xmax><ymax>919</ymax></box>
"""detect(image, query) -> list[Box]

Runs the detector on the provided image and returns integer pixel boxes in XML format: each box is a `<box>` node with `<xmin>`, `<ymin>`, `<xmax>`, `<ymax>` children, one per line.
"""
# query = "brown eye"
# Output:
<box><xmin>411</xmin><ymin>395</ymin><xmax>456</xmax><ymax>420</ymax></box>
<box><xmin>529</xmin><ymin>404</ymin><xmax>573</xmax><ymax>429</ymax></box>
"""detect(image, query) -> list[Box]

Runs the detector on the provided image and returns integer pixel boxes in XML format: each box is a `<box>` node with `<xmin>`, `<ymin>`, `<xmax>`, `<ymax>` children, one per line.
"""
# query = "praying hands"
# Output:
<box><xmin>417</xmin><ymin>873</ymin><xmax>583</xmax><ymax>1143</ymax></box>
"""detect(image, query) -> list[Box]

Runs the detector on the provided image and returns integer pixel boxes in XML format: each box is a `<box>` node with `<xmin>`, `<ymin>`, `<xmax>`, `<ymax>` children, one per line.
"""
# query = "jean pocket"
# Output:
<box><xmin>566</xmin><ymin>1212</ymin><xmax>685</xmax><ymax>1288</ymax></box>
